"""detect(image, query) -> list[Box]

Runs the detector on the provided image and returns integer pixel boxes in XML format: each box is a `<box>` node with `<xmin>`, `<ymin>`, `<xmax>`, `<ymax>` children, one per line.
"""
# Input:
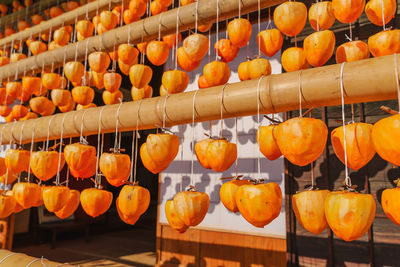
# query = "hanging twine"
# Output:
<box><xmin>45</xmin><ymin>116</ymin><xmax>55</xmax><ymax>151</ymax></box>
<box><xmin>394</xmin><ymin>54</ymin><xmax>400</xmax><ymax>112</ymax></box>
<box><xmin>175</xmin><ymin>6</ymin><xmax>181</xmax><ymax>70</ymax></box>
<box><xmin>235</xmin><ymin>117</ymin><xmax>238</xmax><ymax>177</ymax></box>
<box><xmin>27</xmin><ymin>120</ymin><xmax>38</xmax><ymax>183</ymax></box>
<box><xmin>114</xmin><ymin>99</ymin><xmax>124</xmax><ymax>151</ymax></box>
<box><xmin>190</xmin><ymin>90</ymin><xmax>199</xmax><ymax>188</ymax></box>
<box><xmin>219</xmin><ymin>84</ymin><xmax>229</xmax><ymax>138</ymax></box>
<box><xmin>215</xmin><ymin>0</ymin><xmax>220</xmax><ymax>61</ymax></box>
<box><xmin>95</xmin><ymin>106</ymin><xmax>107</xmax><ymax>187</ymax></box>
<box><xmin>55</xmin><ymin>114</ymin><xmax>68</xmax><ymax>186</ymax></box>
<box><xmin>381</xmin><ymin>0</ymin><xmax>386</xmax><ymax>30</ymax></box>
<box><xmin>256</xmin><ymin>76</ymin><xmax>264</xmax><ymax>181</ymax></box>
<box><xmin>162</xmin><ymin>89</ymin><xmax>169</xmax><ymax>129</ymax></box>
<box><xmin>79</xmin><ymin>109</ymin><xmax>89</xmax><ymax>144</ymax></box>
<box><xmin>298</xmin><ymin>70</ymin><xmax>303</xmax><ymax>117</ymax></box>
<box><xmin>129</xmin><ymin>100</ymin><xmax>143</xmax><ymax>184</ymax></box>
<box><xmin>257</xmin><ymin>0</ymin><xmax>261</xmax><ymax>57</ymax></box>
<box><xmin>195</xmin><ymin>0</ymin><xmax>199</xmax><ymax>33</ymax></box>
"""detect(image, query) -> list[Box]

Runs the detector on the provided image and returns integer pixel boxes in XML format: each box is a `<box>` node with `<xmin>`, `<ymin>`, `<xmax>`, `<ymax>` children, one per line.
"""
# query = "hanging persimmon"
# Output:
<box><xmin>129</xmin><ymin>64</ymin><xmax>153</xmax><ymax>88</ymax></box>
<box><xmin>30</xmin><ymin>97</ymin><xmax>56</xmax><ymax>116</ymax></box>
<box><xmin>227</xmin><ymin>18</ymin><xmax>252</xmax><ymax>48</ymax></box>
<box><xmin>76</xmin><ymin>103</ymin><xmax>96</xmax><ymax>110</ymax></box>
<box><xmin>162</xmin><ymin>33</ymin><xmax>182</xmax><ymax>49</ymax></box>
<box><xmin>42</xmin><ymin>73</ymin><xmax>61</xmax><ymax>90</ymax></box>
<box><xmin>22</xmin><ymin>76</ymin><xmax>41</xmax><ymax>97</ymax></box>
<box><xmin>131</xmin><ymin>85</ymin><xmax>153</xmax><ymax>101</ymax></box>
<box><xmin>99</xmin><ymin>10</ymin><xmax>118</xmax><ymax>30</ymax></box>
<box><xmin>48</xmin><ymin>41</ymin><xmax>62</xmax><ymax>51</ymax></box>
<box><xmin>20</xmin><ymin>111</ymin><xmax>38</xmax><ymax>121</ymax></box>
<box><xmin>116</xmin><ymin>197</ymin><xmax>140</xmax><ymax>225</ymax></box>
<box><xmin>64</xmin><ymin>143</ymin><xmax>97</xmax><ymax>179</ymax></box>
<box><xmin>165</xmin><ymin>200</ymin><xmax>188</xmax><ymax>233</ymax></box>
<box><xmin>59</xmin><ymin>99</ymin><xmax>76</xmax><ymax>113</ymax></box>
<box><xmin>64</xmin><ymin>61</ymin><xmax>85</xmax><ymax>84</ymax></box>
<box><xmin>180</xmin><ymin>0</ymin><xmax>194</xmax><ymax>5</ymax></box>
<box><xmin>49</xmin><ymin>6</ymin><xmax>63</xmax><ymax>18</ymax></box>
<box><xmin>137</xmin><ymin>42</ymin><xmax>148</xmax><ymax>55</ymax></box>
<box><xmin>0</xmin><ymin>56</ymin><xmax>9</xmax><ymax>67</ymax></box>
<box><xmin>304</xmin><ymin>30</ymin><xmax>336</xmax><ymax>67</ymax></box>
<box><xmin>198</xmin><ymin>23</ymin><xmax>213</xmax><ymax>33</ymax></box>
<box><xmin>0</xmin><ymin>106</ymin><xmax>12</xmax><ymax>117</ymax></box>
<box><xmin>123</xmin><ymin>9</ymin><xmax>138</xmax><ymax>25</ymax></box>
<box><xmin>257</xmin><ymin>29</ymin><xmax>283</xmax><ymax>58</ymax></box>
<box><xmin>146</xmin><ymin>41</ymin><xmax>170</xmax><ymax>66</ymax></box>
<box><xmin>88</xmin><ymin>52</ymin><xmax>111</xmax><ymax>73</ymax></box>
<box><xmin>128</xmin><ymin>0</ymin><xmax>147</xmax><ymax>19</ymax></box>
<box><xmin>30</xmin><ymin>151</ymin><xmax>65</xmax><ymax>181</ymax></box>
<box><xmin>4</xmin><ymin>191</ymin><xmax>22</xmax><ymax>213</ymax></box>
<box><xmin>238</xmin><ymin>61</ymin><xmax>251</xmax><ymax>81</ymax></box>
<box><xmin>0</xmin><ymin>172</ymin><xmax>18</xmax><ymax>185</ymax></box>
<box><xmin>365</xmin><ymin>0</ymin><xmax>396</xmax><ymax>26</ymax></box>
<box><xmin>103</xmin><ymin>90</ymin><xmax>123</xmax><ymax>105</ymax></box>
<box><xmin>332</xmin><ymin>0</ymin><xmax>365</xmax><ymax>23</ymax></box>
<box><xmin>150</xmin><ymin>1</ymin><xmax>167</xmax><ymax>15</ymax></box>
<box><xmin>325</xmin><ymin>191</ymin><xmax>375</xmax><ymax>241</ymax></box>
<box><xmin>42</xmin><ymin>186</ymin><xmax>70</xmax><ymax>213</ymax></box>
<box><xmin>5</xmin><ymin>148</ymin><xmax>30</xmax><ymax>174</ymax></box>
<box><xmin>29</xmin><ymin>41</ymin><xmax>47</xmax><ymax>55</ymax></box>
<box><xmin>51</xmin><ymin>89</ymin><xmax>72</xmax><ymax>107</ymax></box>
<box><xmin>76</xmin><ymin>20</ymin><xmax>94</xmax><ymax>38</ymax></box>
<box><xmin>368</xmin><ymin>30</ymin><xmax>400</xmax><ymax>57</ymax></box>
<box><xmin>11</xmin><ymin>105</ymin><xmax>28</xmax><ymax>120</ymax></box>
<box><xmin>257</xmin><ymin>125</ymin><xmax>282</xmax><ymax>161</ymax></box>
<box><xmin>156</xmin><ymin>0</ymin><xmax>172</xmax><ymax>7</ymax></box>
<box><xmin>173</xmin><ymin>190</ymin><xmax>209</xmax><ymax>226</ymax></box>
<box><xmin>88</xmin><ymin>70</ymin><xmax>104</xmax><ymax>90</ymax></box>
<box><xmin>235</xmin><ymin>182</ymin><xmax>282</xmax><ymax>227</ymax></box>
<box><xmin>309</xmin><ymin>1</ymin><xmax>336</xmax><ymax>31</ymax></box>
<box><xmin>118</xmin><ymin>44</ymin><xmax>139</xmax><ymax>65</ymax></box>
<box><xmin>0</xmin><ymin>158</ymin><xmax>6</xmax><ymax>177</ymax></box>
<box><xmin>293</xmin><ymin>190</ymin><xmax>330</xmax><ymax>234</ymax></box>
<box><xmin>12</xmin><ymin>182</ymin><xmax>42</xmax><ymax>209</ymax></box>
<box><xmin>17</xmin><ymin>20</ymin><xmax>30</xmax><ymax>31</ymax></box>
<box><xmin>6</xmin><ymin>81</ymin><xmax>22</xmax><ymax>99</ymax></box>
<box><xmin>205</xmin><ymin>139</ymin><xmax>237</xmax><ymax>172</ymax></box>
<box><xmin>198</xmin><ymin>75</ymin><xmax>210</xmax><ymax>89</ymax></box>
<box><xmin>220</xmin><ymin>179</ymin><xmax>252</xmax><ymax>213</ymax></box>
<box><xmin>55</xmin><ymin>190</ymin><xmax>80</xmax><ymax>219</ymax></box>
<box><xmin>31</xmin><ymin>14</ymin><xmax>44</xmax><ymax>25</ymax></box>
<box><xmin>240</xmin><ymin>58</ymin><xmax>271</xmax><ymax>81</ymax></box>
<box><xmin>72</xmin><ymin>86</ymin><xmax>95</xmax><ymax>106</ymax></box>
<box><xmin>118</xmin><ymin>59</ymin><xmax>134</xmax><ymax>76</ymax></box>
<box><xmin>81</xmin><ymin>188</ymin><xmax>113</xmax><ymax>217</ymax></box>
<box><xmin>177</xmin><ymin>47</ymin><xmax>201</xmax><ymax>72</ymax></box>
<box><xmin>274</xmin><ymin>1</ymin><xmax>307</xmax><ymax>37</ymax></box>
<box><xmin>183</xmin><ymin>34</ymin><xmax>209</xmax><ymax>62</ymax></box>
<box><xmin>53</xmin><ymin>27</ymin><xmax>70</xmax><ymax>46</ymax></box>
<box><xmin>275</xmin><ymin>117</ymin><xmax>328</xmax><ymax>166</ymax></box>
<box><xmin>99</xmin><ymin>153</ymin><xmax>131</xmax><ymax>187</ymax></box>
<box><xmin>336</xmin><ymin>40</ymin><xmax>370</xmax><ymax>63</ymax></box>
<box><xmin>140</xmin><ymin>143</ymin><xmax>170</xmax><ymax>174</ymax></box>
<box><xmin>194</xmin><ymin>138</ymin><xmax>213</xmax><ymax>169</ymax></box>
<box><xmin>161</xmin><ymin>70</ymin><xmax>189</xmax><ymax>94</ymax></box>
<box><xmin>215</xmin><ymin>39</ymin><xmax>239</xmax><ymax>63</ymax></box>
<box><xmin>104</xmin><ymin>72</ymin><xmax>122</xmax><ymax>93</ymax></box>
<box><xmin>381</xmin><ymin>180</ymin><xmax>400</xmax><ymax>226</ymax></box>
<box><xmin>331</xmin><ymin>123</ymin><xmax>375</xmax><ymax>171</ymax></box>
<box><xmin>372</xmin><ymin>114</ymin><xmax>400</xmax><ymax>166</ymax></box>
<box><xmin>118</xmin><ymin>184</ymin><xmax>150</xmax><ymax>218</ymax></box>
<box><xmin>203</xmin><ymin>61</ymin><xmax>230</xmax><ymax>87</ymax></box>
<box><xmin>0</xmin><ymin>194</ymin><xmax>16</xmax><ymax>219</ymax></box>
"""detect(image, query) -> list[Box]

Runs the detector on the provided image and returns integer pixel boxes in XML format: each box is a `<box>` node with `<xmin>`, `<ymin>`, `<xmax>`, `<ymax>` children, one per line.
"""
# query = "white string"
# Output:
<box><xmin>381</xmin><ymin>0</ymin><xmax>386</xmax><ymax>30</ymax></box>
<box><xmin>235</xmin><ymin>117</ymin><xmax>238</xmax><ymax>177</ymax></box>
<box><xmin>114</xmin><ymin>99</ymin><xmax>123</xmax><ymax>151</ymax></box>
<box><xmin>298</xmin><ymin>70</ymin><xmax>303</xmax><ymax>117</ymax></box>
<box><xmin>0</xmin><ymin>253</ymin><xmax>22</xmax><ymax>264</ymax></box>
<box><xmin>162</xmin><ymin>89</ymin><xmax>169</xmax><ymax>128</ymax></box>
<box><xmin>45</xmin><ymin>116</ymin><xmax>55</xmax><ymax>151</ymax></box>
<box><xmin>339</xmin><ymin>63</ymin><xmax>351</xmax><ymax>186</ymax></box>
<box><xmin>394</xmin><ymin>54</ymin><xmax>400</xmax><ymax>112</ymax></box>
<box><xmin>219</xmin><ymin>84</ymin><xmax>229</xmax><ymax>138</ymax></box>
<box><xmin>95</xmin><ymin>106</ymin><xmax>107</xmax><ymax>186</ymax></box>
<box><xmin>215</xmin><ymin>0</ymin><xmax>219</xmax><ymax>61</ymax></box>
<box><xmin>175</xmin><ymin>7</ymin><xmax>180</xmax><ymax>70</ymax></box>
<box><xmin>55</xmin><ymin>114</ymin><xmax>68</xmax><ymax>186</ymax></box>
<box><xmin>195</xmin><ymin>0</ymin><xmax>199</xmax><ymax>33</ymax></box>
<box><xmin>130</xmin><ymin>100</ymin><xmax>143</xmax><ymax>184</ymax></box>
<box><xmin>79</xmin><ymin>110</ymin><xmax>88</xmax><ymax>144</ymax></box>
<box><xmin>27</xmin><ymin>120</ymin><xmax>38</xmax><ymax>183</ymax></box>
<box><xmin>257</xmin><ymin>0</ymin><xmax>261</xmax><ymax>57</ymax></box>
<box><xmin>256</xmin><ymin>76</ymin><xmax>264</xmax><ymax>181</ymax></box>
<box><xmin>190</xmin><ymin>90</ymin><xmax>199</xmax><ymax>187</ymax></box>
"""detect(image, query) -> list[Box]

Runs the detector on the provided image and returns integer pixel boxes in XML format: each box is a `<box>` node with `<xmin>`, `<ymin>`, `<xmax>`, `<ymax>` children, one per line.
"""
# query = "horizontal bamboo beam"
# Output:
<box><xmin>0</xmin><ymin>0</ymin><xmax>285</xmax><ymax>81</ymax></box>
<box><xmin>0</xmin><ymin>54</ymin><xmax>398</xmax><ymax>145</ymax></box>
<box><xmin>0</xmin><ymin>0</ymin><xmax>128</xmax><ymax>49</ymax></box>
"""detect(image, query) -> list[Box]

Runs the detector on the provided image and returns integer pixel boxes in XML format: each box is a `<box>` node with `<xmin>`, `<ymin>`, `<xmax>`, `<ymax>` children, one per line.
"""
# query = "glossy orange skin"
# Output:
<box><xmin>197</xmin><ymin>23</ymin><xmax>213</xmax><ymax>33</ymax></box>
<box><xmin>49</xmin><ymin>6</ymin><xmax>63</xmax><ymax>18</ymax></box>
<box><xmin>20</xmin><ymin>112</ymin><xmax>38</xmax><ymax>121</ymax></box>
<box><xmin>5</xmin><ymin>149</ymin><xmax>30</xmax><ymax>174</ymax></box>
<box><xmin>5</xmin><ymin>81</ymin><xmax>22</xmax><ymax>99</ymax></box>
<box><xmin>198</xmin><ymin>75</ymin><xmax>209</xmax><ymax>89</ymax></box>
<box><xmin>129</xmin><ymin>64</ymin><xmax>153</xmax><ymax>88</ymax></box>
<box><xmin>42</xmin><ymin>73</ymin><xmax>61</xmax><ymax>90</ymax></box>
<box><xmin>22</xmin><ymin>77</ymin><xmax>41</xmax><ymax>97</ymax></box>
<box><xmin>12</xmin><ymin>105</ymin><xmax>28</xmax><ymax>119</ymax></box>
<box><xmin>17</xmin><ymin>20</ymin><xmax>30</xmax><ymax>31</ymax></box>
<box><xmin>156</xmin><ymin>0</ymin><xmax>172</xmax><ymax>6</ymax></box>
<box><xmin>161</xmin><ymin>70</ymin><xmax>189</xmax><ymax>94</ymax></box>
<box><xmin>0</xmin><ymin>87</ymin><xmax>13</xmax><ymax>106</ymax></box>
<box><xmin>203</xmin><ymin>61</ymin><xmax>230</xmax><ymax>87</ymax></box>
<box><xmin>31</xmin><ymin>14</ymin><xmax>44</xmax><ymax>25</ymax></box>
<box><xmin>123</xmin><ymin>9</ymin><xmax>139</xmax><ymax>25</ymax></box>
<box><xmin>274</xmin><ymin>2</ymin><xmax>307</xmax><ymax>37</ymax></box>
<box><xmin>103</xmin><ymin>90</ymin><xmax>123</xmax><ymax>105</ymax></box>
<box><xmin>29</xmin><ymin>41</ymin><xmax>47</xmax><ymax>55</ymax></box>
<box><xmin>42</xmin><ymin>186</ymin><xmax>70</xmax><ymax>213</ymax></box>
<box><xmin>150</xmin><ymin>1</ymin><xmax>167</xmax><ymax>15</ymax></box>
<box><xmin>0</xmin><ymin>195</ymin><xmax>16</xmax><ymax>219</ymax></box>
<box><xmin>140</xmin><ymin>143</ymin><xmax>170</xmax><ymax>174</ymax></box>
<box><xmin>275</xmin><ymin>117</ymin><xmax>328</xmax><ymax>166</ymax></box>
<box><xmin>183</xmin><ymin>34</ymin><xmax>209</xmax><ymax>62</ymax></box>
<box><xmin>238</xmin><ymin>58</ymin><xmax>271</xmax><ymax>81</ymax></box>
<box><xmin>165</xmin><ymin>200</ymin><xmax>188</xmax><ymax>233</ymax></box>
<box><xmin>227</xmin><ymin>18</ymin><xmax>252</xmax><ymax>48</ymax></box>
<box><xmin>10</xmin><ymin>53</ymin><xmax>26</xmax><ymax>63</ymax></box>
<box><xmin>325</xmin><ymin>191</ymin><xmax>375</xmax><ymax>241</ymax></box>
<box><xmin>206</xmin><ymin>139</ymin><xmax>237</xmax><ymax>172</ymax></box>
<box><xmin>29</xmin><ymin>96</ymin><xmax>56</xmax><ymax>116</ymax></box>
<box><xmin>5</xmin><ymin>191</ymin><xmax>23</xmax><ymax>213</ymax></box>
<box><xmin>372</xmin><ymin>114</ymin><xmax>400</xmax><ymax>166</ymax></box>
<box><xmin>118</xmin><ymin>185</ymin><xmax>150</xmax><ymax>218</ymax></box>
<box><xmin>0</xmin><ymin>158</ymin><xmax>6</xmax><ymax>177</ymax></box>
<box><xmin>0</xmin><ymin>106</ymin><xmax>12</xmax><ymax>117</ymax></box>
<box><xmin>99</xmin><ymin>11</ymin><xmax>118</xmax><ymax>30</ymax></box>
<box><xmin>293</xmin><ymin>190</ymin><xmax>329</xmax><ymax>234</ymax></box>
<box><xmin>30</xmin><ymin>151</ymin><xmax>65</xmax><ymax>181</ymax></box>
<box><xmin>64</xmin><ymin>143</ymin><xmax>97</xmax><ymax>179</ymax></box>
<box><xmin>368</xmin><ymin>30</ymin><xmax>400</xmax><ymax>57</ymax></box>
<box><xmin>118</xmin><ymin>59</ymin><xmax>133</xmax><ymax>76</ymax></box>
<box><xmin>0</xmin><ymin>57</ymin><xmax>9</xmax><ymax>67</ymax></box>
<box><xmin>12</xmin><ymin>182</ymin><xmax>42</xmax><ymax>209</ymax></box>
<box><xmin>116</xmin><ymin>197</ymin><xmax>140</xmax><ymax>225</ymax></box>
<box><xmin>332</xmin><ymin>0</ymin><xmax>365</xmax><ymax>23</ymax></box>
<box><xmin>53</xmin><ymin>27</ymin><xmax>70</xmax><ymax>45</ymax></box>
<box><xmin>194</xmin><ymin>139</ymin><xmax>213</xmax><ymax>169</ymax></box>
<box><xmin>55</xmin><ymin>190</ymin><xmax>80</xmax><ymax>219</ymax></box>
<box><xmin>88</xmin><ymin>71</ymin><xmax>104</xmax><ymax>90</ymax></box>
<box><xmin>146</xmin><ymin>41</ymin><xmax>170</xmax><ymax>66</ymax></box>
<box><xmin>131</xmin><ymin>85</ymin><xmax>153</xmax><ymax>101</ymax></box>
<box><xmin>336</xmin><ymin>40</ymin><xmax>370</xmax><ymax>63</ymax></box>
<box><xmin>99</xmin><ymin>153</ymin><xmax>131</xmax><ymax>187</ymax></box>
<box><xmin>331</xmin><ymin>123</ymin><xmax>375</xmax><ymax>171</ymax></box>
<box><xmin>104</xmin><ymin>72</ymin><xmax>122</xmax><ymax>93</ymax></box>
<box><xmin>72</xmin><ymin>86</ymin><xmax>95</xmax><ymax>106</ymax></box>
<box><xmin>309</xmin><ymin>1</ymin><xmax>336</xmax><ymax>31</ymax></box>
<box><xmin>64</xmin><ymin>61</ymin><xmax>85</xmax><ymax>84</ymax></box>
<box><xmin>365</xmin><ymin>0</ymin><xmax>396</xmax><ymax>26</ymax></box>
<box><xmin>215</xmin><ymin>39</ymin><xmax>239</xmax><ymax>63</ymax></box>
<box><xmin>88</xmin><ymin>52</ymin><xmax>110</xmax><ymax>73</ymax></box>
<box><xmin>0</xmin><ymin>172</ymin><xmax>18</xmax><ymax>185</ymax></box>
<box><xmin>235</xmin><ymin>183</ymin><xmax>282</xmax><ymax>227</ymax></box>
<box><xmin>257</xmin><ymin>125</ymin><xmax>282</xmax><ymax>161</ymax></box>
<box><xmin>76</xmin><ymin>20</ymin><xmax>94</xmax><ymax>38</ymax></box>
<box><xmin>304</xmin><ymin>30</ymin><xmax>336</xmax><ymax>67</ymax></box>
<box><xmin>162</xmin><ymin>33</ymin><xmax>182</xmax><ymax>49</ymax></box>
<box><xmin>76</xmin><ymin>103</ymin><xmax>96</xmax><ymax>111</ymax></box>
<box><xmin>173</xmin><ymin>191</ymin><xmax>209</xmax><ymax>226</ymax></box>
<box><xmin>59</xmin><ymin>99</ymin><xmax>76</xmax><ymax>113</ymax></box>
<box><xmin>118</xmin><ymin>44</ymin><xmax>139</xmax><ymax>65</ymax></box>
<box><xmin>51</xmin><ymin>89</ymin><xmax>72</xmax><ymax>107</ymax></box>
<box><xmin>48</xmin><ymin>41</ymin><xmax>62</xmax><ymax>51</ymax></box>
<box><xmin>146</xmin><ymin>134</ymin><xmax>180</xmax><ymax>165</ymax></box>
<box><xmin>80</xmin><ymin>188</ymin><xmax>113</xmax><ymax>218</ymax></box>
<box><xmin>128</xmin><ymin>0</ymin><xmax>147</xmax><ymax>18</ymax></box>
<box><xmin>381</xmin><ymin>187</ymin><xmax>400</xmax><ymax>226</ymax></box>
<box><xmin>220</xmin><ymin>179</ymin><xmax>252</xmax><ymax>213</ymax></box>
<box><xmin>177</xmin><ymin>47</ymin><xmax>201</xmax><ymax>72</ymax></box>
<box><xmin>257</xmin><ymin>29</ymin><xmax>283</xmax><ymax>58</ymax></box>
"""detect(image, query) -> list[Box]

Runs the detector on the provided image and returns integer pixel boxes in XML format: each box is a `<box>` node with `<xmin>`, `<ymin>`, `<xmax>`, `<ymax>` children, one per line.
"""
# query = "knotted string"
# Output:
<box><xmin>256</xmin><ymin>76</ymin><xmax>264</xmax><ymax>181</ymax></box>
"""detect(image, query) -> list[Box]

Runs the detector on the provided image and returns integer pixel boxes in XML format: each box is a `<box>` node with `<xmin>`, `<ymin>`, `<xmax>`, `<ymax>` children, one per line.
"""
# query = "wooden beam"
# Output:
<box><xmin>0</xmin><ymin>0</ymin><xmax>129</xmax><ymax>49</ymax></box>
<box><xmin>0</xmin><ymin>54</ymin><xmax>399</xmax><ymax>145</ymax></box>
<box><xmin>0</xmin><ymin>0</ymin><xmax>285</xmax><ymax>81</ymax></box>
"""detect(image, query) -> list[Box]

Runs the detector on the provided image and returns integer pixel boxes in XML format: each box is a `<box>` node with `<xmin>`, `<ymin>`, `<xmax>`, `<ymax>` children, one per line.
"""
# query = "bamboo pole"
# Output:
<box><xmin>0</xmin><ymin>54</ymin><xmax>399</xmax><ymax>145</ymax></box>
<box><xmin>0</xmin><ymin>0</ymin><xmax>129</xmax><ymax>49</ymax></box>
<box><xmin>0</xmin><ymin>0</ymin><xmax>285</xmax><ymax>81</ymax></box>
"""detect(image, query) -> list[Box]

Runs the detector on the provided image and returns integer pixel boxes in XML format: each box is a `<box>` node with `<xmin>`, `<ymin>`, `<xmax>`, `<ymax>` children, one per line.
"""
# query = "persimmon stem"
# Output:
<box><xmin>220</xmin><ymin>174</ymin><xmax>244</xmax><ymax>180</ymax></box>
<box><xmin>380</xmin><ymin>105</ymin><xmax>399</xmax><ymax>115</ymax></box>
<box><xmin>302</xmin><ymin>108</ymin><xmax>314</xmax><ymax>117</ymax></box>
<box><xmin>264</xmin><ymin>115</ymin><xmax>281</xmax><ymax>124</ymax></box>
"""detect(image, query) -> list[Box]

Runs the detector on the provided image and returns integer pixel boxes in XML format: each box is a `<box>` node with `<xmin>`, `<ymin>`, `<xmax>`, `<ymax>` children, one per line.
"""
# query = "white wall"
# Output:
<box><xmin>158</xmin><ymin>21</ymin><xmax>286</xmax><ymax>237</ymax></box>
